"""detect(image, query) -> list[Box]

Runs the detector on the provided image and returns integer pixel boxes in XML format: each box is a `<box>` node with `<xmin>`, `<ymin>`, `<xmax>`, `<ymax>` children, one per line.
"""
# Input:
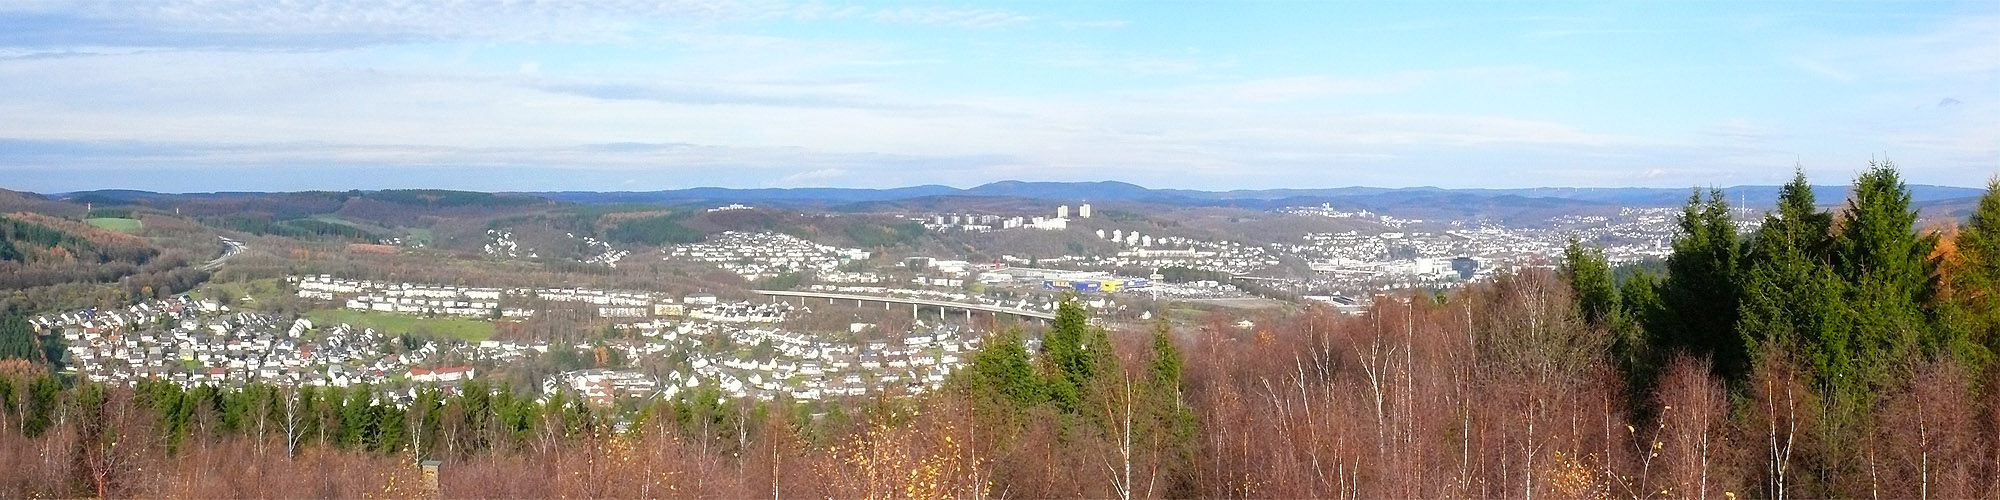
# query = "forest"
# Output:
<box><xmin>0</xmin><ymin>213</ymin><xmax>211</xmax><ymax>315</ymax></box>
<box><xmin>0</xmin><ymin>162</ymin><xmax>1996</xmax><ymax>499</ymax></box>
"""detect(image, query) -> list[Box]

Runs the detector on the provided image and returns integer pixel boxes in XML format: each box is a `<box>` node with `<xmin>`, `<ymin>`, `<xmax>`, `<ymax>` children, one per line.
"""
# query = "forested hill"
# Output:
<box><xmin>38</xmin><ymin>182</ymin><xmax>1988</xmax><ymax>222</ymax></box>
<box><xmin>523</xmin><ymin>180</ymin><xmax>1988</xmax><ymax>209</ymax></box>
<box><xmin>0</xmin><ymin>212</ymin><xmax>210</xmax><ymax>315</ymax></box>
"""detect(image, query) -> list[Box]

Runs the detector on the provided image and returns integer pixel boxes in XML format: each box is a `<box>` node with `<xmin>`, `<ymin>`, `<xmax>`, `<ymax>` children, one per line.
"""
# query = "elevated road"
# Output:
<box><xmin>752</xmin><ymin>290</ymin><xmax>1056</xmax><ymax>321</ymax></box>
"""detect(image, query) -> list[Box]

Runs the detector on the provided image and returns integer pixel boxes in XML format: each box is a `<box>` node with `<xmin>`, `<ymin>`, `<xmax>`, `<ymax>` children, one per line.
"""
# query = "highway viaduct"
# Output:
<box><xmin>750</xmin><ymin>290</ymin><xmax>1056</xmax><ymax>322</ymax></box>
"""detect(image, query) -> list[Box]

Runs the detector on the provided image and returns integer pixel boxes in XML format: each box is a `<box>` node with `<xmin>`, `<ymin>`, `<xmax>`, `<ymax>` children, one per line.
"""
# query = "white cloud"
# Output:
<box><xmin>774</xmin><ymin>167</ymin><xmax>849</xmax><ymax>185</ymax></box>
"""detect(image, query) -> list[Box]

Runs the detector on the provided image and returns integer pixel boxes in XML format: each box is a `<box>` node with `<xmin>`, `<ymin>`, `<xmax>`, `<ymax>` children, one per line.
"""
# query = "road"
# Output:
<box><xmin>199</xmin><ymin>236</ymin><xmax>245</xmax><ymax>271</ymax></box>
<box><xmin>752</xmin><ymin>289</ymin><xmax>1056</xmax><ymax>320</ymax></box>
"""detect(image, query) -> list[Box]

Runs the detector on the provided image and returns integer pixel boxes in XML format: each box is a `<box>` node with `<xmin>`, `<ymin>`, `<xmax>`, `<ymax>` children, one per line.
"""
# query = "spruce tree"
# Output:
<box><xmin>1832</xmin><ymin>161</ymin><xmax>1935</xmax><ymax>388</ymax></box>
<box><xmin>1946</xmin><ymin>178</ymin><xmax>2000</xmax><ymax>364</ymax></box>
<box><xmin>1041</xmin><ymin>299</ymin><xmax>1094</xmax><ymax>413</ymax></box>
<box><xmin>23</xmin><ymin>376</ymin><xmax>58</xmax><ymax>437</ymax></box>
<box><xmin>1561</xmin><ymin>238</ymin><xmax>1620</xmax><ymax>327</ymax></box>
<box><xmin>1616</xmin><ymin>270</ymin><xmax>1664</xmax><ymax>386</ymax></box>
<box><xmin>965</xmin><ymin>327</ymin><xmax>1042</xmax><ymax>409</ymax></box>
<box><xmin>1737</xmin><ymin>171</ymin><xmax>1847</xmax><ymax>376</ymax></box>
<box><xmin>0</xmin><ymin>313</ymin><xmax>42</xmax><ymax>366</ymax></box>
<box><xmin>1654</xmin><ymin>188</ymin><xmax>1747</xmax><ymax>379</ymax></box>
<box><xmin>1142</xmin><ymin>320</ymin><xmax>1197</xmax><ymax>497</ymax></box>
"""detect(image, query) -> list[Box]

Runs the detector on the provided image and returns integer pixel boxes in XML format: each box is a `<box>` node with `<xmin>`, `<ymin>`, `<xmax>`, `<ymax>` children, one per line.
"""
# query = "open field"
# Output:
<box><xmin>84</xmin><ymin>217</ymin><xmax>142</xmax><ymax>232</ymax></box>
<box><xmin>305</xmin><ymin>309</ymin><xmax>496</xmax><ymax>342</ymax></box>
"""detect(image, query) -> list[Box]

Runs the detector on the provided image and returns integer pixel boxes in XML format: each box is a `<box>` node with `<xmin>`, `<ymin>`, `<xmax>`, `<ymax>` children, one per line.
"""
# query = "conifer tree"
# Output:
<box><xmin>23</xmin><ymin>375</ymin><xmax>58</xmax><ymax>437</ymax></box>
<box><xmin>966</xmin><ymin>327</ymin><xmax>1041</xmax><ymax>409</ymax></box>
<box><xmin>1041</xmin><ymin>300</ymin><xmax>1095</xmax><ymax>414</ymax></box>
<box><xmin>1141</xmin><ymin>320</ymin><xmax>1196</xmax><ymax>497</ymax></box>
<box><xmin>1617</xmin><ymin>269</ymin><xmax>1664</xmax><ymax>382</ymax></box>
<box><xmin>1561</xmin><ymin>238</ymin><xmax>1620</xmax><ymax>327</ymax></box>
<box><xmin>1737</xmin><ymin>171</ymin><xmax>1847</xmax><ymax>379</ymax></box>
<box><xmin>1831</xmin><ymin>162</ymin><xmax>1935</xmax><ymax>387</ymax></box>
<box><xmin>1654</xmin><ymin>188</ymin><xmax>1747</xmax><ymax>379</ymax></box>
<box><xmin>1950</xmin><ymin>178</ymin><xmax>2000</xmax><ymax>356</ymax></box>
<box><xmin>0</xmin><ymin>313</ymin><xmax>43</xmax><ymax>366</ymax></box>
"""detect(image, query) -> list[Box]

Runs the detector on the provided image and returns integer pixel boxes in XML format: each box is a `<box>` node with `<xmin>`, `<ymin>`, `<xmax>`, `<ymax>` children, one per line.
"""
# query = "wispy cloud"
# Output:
<box><xmin>1140</xmin><ymin>67</ymin><xmax>1570</xmax><ymax>103</ymax></box>
<box><xmin>0</xmin><ymin>0</ymin><xmax>1044</xmax><ymax>50</ymax></box>
<box><xmin>866</xmin><ymin>6</ymin><xmax>1031</xmax><ymax>27</ymax></box>
<box><xmin>1788</xmin><ymin>14</ymin><xmax>2000</xmax><ymax>81</ymax></box>
<box><xmin>774</xmin><ymin>167</ymin><xmax>850</xmax><ymax>185</ymax></box>
<box><xmin>1525</xmin><ymin>28</ymin><xmax>1695</xmax><ymax>39</ymax></box>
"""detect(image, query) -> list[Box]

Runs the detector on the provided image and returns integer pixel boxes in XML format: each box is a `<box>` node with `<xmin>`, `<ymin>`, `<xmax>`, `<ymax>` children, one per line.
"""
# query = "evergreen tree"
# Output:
<box><xmin>964</xmin><ymin>327</ymin><xmax>1042</xmax><ymax>409</ymax></box>
<box><xmin>341</xmin><ymin>383</ymin><xmax>373</xmax><ymax>448</ymax></box>
<box><xmin>0</xmin><ymin>313</ymin><xmax>43</xmax><ymax>367</ymax></box>
<box><xmin>1041</xmin><ymin>299</ymin><xmax>1096</xmax><ymax>414</ymax></box>
<box><xmin>1831</xmin><ymin>162</ymin><xmax>1935</xmax><ymax>387</ymax></box>
<box><xmin>295</xmin><ymin>385</ymin><xmax>323</xmax><ymax>447</ymax></box>
<box><xmin>1142</xmin><ymin>320</ymin><xmax>1197</xmax><ymax>497</ymax></box>
<box><xmin>1654</xmin><ymin>188</ymin><xmax>1748</xmax><ymax>379</ymax></box>
<box><xmin>1562</xmin><ymin>238</ymin><xmax>1621</xmax><ymax>327</ymax></box>
<box><xmin>1616</xmin><ymin>269</ymin><xmax>1664</xmax><ymax>382</ymax></box>
<box><xmin>1950</xmin><ymin>178</ymin><xmax>2000</xmax><ymax>357</ymax></box>
<box><xmin>373</xmin><ymin>405</ymin><xmax>406</xmax><ymax>455</ymax></box>
<box><xmin>1737</xmin><ymin>171</ymin><xmax>1848</xmax><ymax>378</ymax></box>
<box><xmin>23</xmin><ymin>375</ymin><xmax>58</xmax><ymax>437</ymax></box>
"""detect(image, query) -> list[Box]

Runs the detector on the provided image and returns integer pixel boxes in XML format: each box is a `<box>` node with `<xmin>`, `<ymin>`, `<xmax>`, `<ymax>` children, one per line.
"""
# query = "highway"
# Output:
<box><xmin>199</xmin><ymin>236</ymin><xmax>245</xmax><ymax>271</ymax></box>
<box><xmin>752</xmin><ymin>289</ymin><xmax>1056</xmax><ymax>320</ymax></box>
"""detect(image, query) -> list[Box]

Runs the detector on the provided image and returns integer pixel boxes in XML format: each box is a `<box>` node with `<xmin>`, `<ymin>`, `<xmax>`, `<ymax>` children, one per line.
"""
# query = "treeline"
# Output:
<box><xmin>1572</xmin><ymin>164</ymin><xmax>1998</xmax><ymax>439</ymax></box>
<box><xmin>842</xmin><ymin>220</ymin><xmax>926</xmax><ymax>248</ymax></box>
<box><xmin>603</xmin><ymin>213</ymin><xmax>705</xmax><ymax>246</ymax></box>
<box><xmin>366</xmin><ymin>190</ymin><xmax>542</xmax><ymax>208</ymax></box>
<box><xmin>85</xmin><ymin>209</ymin><xmax>137</xmax><ymax>219</ymax></box>
<box><xmin>201</xmin><ymin>215</ymin><xmax>383</xmax><ymax>243</ymax></box>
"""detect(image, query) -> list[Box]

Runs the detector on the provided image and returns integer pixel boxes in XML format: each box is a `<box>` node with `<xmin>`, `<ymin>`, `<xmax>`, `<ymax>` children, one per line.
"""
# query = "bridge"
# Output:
<box><xmin>752</xmin><ymin>290</ymin><xmax>1056</xmax><ymax>321</ymax></box>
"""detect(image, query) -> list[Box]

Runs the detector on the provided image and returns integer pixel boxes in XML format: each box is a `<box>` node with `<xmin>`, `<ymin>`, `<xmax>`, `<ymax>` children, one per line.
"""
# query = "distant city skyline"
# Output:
<box><xmin>1</xmin><ymin>1</ymin><xmax>1995</xmax><ymax>193</ymax></box>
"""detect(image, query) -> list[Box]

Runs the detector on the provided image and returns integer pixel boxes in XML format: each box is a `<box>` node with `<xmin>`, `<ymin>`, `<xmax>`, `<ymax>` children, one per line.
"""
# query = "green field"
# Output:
<box><xmin>85</xmin><ymin>217</ymin><xmax>143</xmax><ymax>232</ymax></box>
<box><xmin>306</xmin><ymin>309</ymin><xmax>496</xmax><ymax>342</ymax></box>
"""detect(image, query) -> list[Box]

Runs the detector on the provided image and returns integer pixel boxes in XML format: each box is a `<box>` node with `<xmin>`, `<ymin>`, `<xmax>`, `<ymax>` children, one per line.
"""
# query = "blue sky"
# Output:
<box><xmin>0</xmin><ymin>0</ymin><xmax>1993</xmax><ymax>192</ymax></box>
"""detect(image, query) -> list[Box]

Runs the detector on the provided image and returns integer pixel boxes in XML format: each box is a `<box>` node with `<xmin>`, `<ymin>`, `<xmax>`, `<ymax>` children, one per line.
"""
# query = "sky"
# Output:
<box><xmin>0</xmin><ymin>0</ymin><xmax>1995</xmax><ymax>193</ymax></box>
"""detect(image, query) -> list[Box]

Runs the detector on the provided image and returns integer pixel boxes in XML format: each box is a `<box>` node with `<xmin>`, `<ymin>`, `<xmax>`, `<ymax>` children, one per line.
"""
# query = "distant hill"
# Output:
<box><xmin>29</xmin><ymin>181</ymin><xmax>1986</xmax><ymax>227</ymax></box>
<box><xmin>524</xmin><ymin>181</ymin><xmax>1985</xmax><ymax>210</ymax></box>
<box><xmin>535</xmin><ymin>185</ymin><xmax>958</xmax><ymax>205</ymax></box>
